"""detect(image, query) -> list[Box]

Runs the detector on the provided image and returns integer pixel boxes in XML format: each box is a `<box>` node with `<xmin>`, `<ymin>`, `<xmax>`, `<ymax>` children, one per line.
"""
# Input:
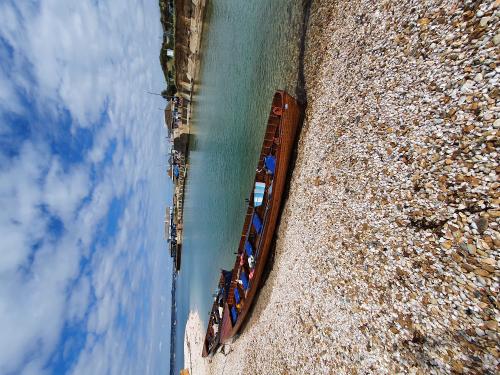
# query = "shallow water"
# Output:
<box><xmin>173</xmin><ymin>0</ymin><xmax>304</xmax><ymax>372</ymax></box>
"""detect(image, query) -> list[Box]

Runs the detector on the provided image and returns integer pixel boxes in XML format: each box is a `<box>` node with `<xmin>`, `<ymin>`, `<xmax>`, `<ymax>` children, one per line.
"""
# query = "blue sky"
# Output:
<box><xmin>0</xmin><ymin>1</ymin><xmax>172</xmax><ymax>374</ymax></box>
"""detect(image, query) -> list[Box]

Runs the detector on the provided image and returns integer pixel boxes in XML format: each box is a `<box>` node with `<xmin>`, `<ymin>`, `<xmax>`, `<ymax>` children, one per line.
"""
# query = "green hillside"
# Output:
<box><xmin>159</xmin><ymin>0</ymin><xmax>176</xmax><ymax>95</ymax></box>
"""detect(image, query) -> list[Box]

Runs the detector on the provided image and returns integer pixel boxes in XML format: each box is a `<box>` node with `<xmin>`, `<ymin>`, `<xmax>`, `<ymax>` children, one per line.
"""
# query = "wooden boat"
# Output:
<box><xmin>201</xmin><ymin>270</ymin><xmax>232</xmax><ymax>357</ymax></box>
<box><xmin>202</xmin><ymin>90</ymin><xmax>302</xmax><ymax>357</ymax></box>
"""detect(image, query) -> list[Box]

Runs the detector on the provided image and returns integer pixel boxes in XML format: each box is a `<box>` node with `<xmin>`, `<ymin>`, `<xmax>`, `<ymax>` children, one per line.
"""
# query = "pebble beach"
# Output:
<box><xmin>185</xmin><ymin>0</ymin><xmax>500</xmax><ymax>373</ymax></box>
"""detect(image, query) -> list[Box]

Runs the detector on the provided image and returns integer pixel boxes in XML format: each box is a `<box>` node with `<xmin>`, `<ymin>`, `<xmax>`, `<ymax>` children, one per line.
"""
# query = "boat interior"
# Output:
<box><xmin>224</xmin><ymin>92</ymin><xmax>283</xmax><ymax>327</ymax></box>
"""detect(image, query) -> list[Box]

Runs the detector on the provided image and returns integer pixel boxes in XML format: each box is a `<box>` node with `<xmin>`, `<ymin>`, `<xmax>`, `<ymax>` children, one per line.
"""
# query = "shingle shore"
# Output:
<box><xmin>185</xmin><ymin>0</ymin><xmax>500</xmax><ymax>373</ymax></box>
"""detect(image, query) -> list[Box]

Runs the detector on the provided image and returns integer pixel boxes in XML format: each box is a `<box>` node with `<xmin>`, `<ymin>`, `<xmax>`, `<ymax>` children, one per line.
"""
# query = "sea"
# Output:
<box><xmin>172</xmin><ymin>0</ymin><xmax>308</xmax><ymax>372</ymax></box>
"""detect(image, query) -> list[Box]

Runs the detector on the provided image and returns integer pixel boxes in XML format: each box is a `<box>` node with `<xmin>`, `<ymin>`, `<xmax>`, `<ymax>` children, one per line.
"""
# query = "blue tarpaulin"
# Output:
<box><xmin>222</xmin><ymin>270</ymin><xmax>232</xmax><ymax>299</ymax></box>
<box><xmin>231</xmin><ymin>306</ymin><xmax>238</xmax><ymax>324</ymax></box>
<box><xmin>234</xmin><ymin>288</ymin><xmax>241</xmax><ymax>304</ymax></box>
<box><xmin>245</xmin><ymin>240</ymin><xmax>254</xmax><ymax>257</ymax></box>
<box><xmin>173</xmin><ymin>164</ymin><xmax>180</xmax><ymax>178</ymax></box>
<box><xmin>222</xmin><ymin>270</ymin><xmax>232</xmax><ymax>284</ymax></box>
<box><xmin>252</xmin><ymin>213</ymin><xmax>263</xmax><ymax>234</ymax></box>
<box><xmin>264</xmin><ymin>156</ymin><xmax>276</xmax><ymax>175</ymax></box>
<box><xmin>240</xmin><ymin>271</ymin><xmax>249</xmax><ymax>290</ymax></box>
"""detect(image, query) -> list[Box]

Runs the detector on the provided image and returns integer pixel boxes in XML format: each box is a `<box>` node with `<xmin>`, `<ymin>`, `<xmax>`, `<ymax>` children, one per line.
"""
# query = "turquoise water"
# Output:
<box><xmin>174</xmin><ymin>0</ymin><xmax>305</xmax><ymax>372</ymax></box>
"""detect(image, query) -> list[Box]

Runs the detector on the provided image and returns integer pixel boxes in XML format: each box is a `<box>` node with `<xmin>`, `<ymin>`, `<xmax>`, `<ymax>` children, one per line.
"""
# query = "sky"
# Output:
<box><xmin>0</xmin><ymin>1</ymin><xmax>172</xmax><ymax>374</ymax></box>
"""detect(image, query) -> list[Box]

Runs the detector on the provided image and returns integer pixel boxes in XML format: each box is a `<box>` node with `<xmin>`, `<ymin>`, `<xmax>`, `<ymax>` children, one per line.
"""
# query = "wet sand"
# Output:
<box><xmin>185</xmin><ymin>0</ymin><xmax>499</xmax><ymax>373</ymax></box>
<box><xmin>183</xmin><ymin>311</ymin><xmax>208</xmax><ymax>375</ymax></box>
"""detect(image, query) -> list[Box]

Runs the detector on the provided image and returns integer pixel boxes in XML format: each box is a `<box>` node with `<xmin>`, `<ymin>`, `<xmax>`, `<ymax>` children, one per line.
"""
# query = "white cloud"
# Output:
<box><xmin>0</xmin><ymin>70</ymin><xmax>22</xmax><ymax>115</ymax></box>
<box><xmin>44</xmin><ymin>159</ymin><xmax>90</xmax><ymax>222</ymax></box>
<box><xmin>67</xmin><ymin>275</ymin><xmax>91</xmax><ymax>322</ymax></box>
<box><xmin>0</xmin><ymin>0</ymin><xmax>172</xmax><ymax>374</ymax></box>
<box><xmin>0</xmin><ymin>243</ymin><xmax>70</xmax><ymax>374</ymax></box>
<box><xmin>0</xmin><ymin>142</ymin><xmax>47</xmax><ymax>273</ymax></box>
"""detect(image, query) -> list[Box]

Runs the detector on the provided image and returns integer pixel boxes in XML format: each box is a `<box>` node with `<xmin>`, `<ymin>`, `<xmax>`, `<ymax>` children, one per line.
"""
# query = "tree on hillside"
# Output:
<box><xmin>161</xmin><ymin>85</ymin><xmax>177</xmax><ymax>99</ymax></box>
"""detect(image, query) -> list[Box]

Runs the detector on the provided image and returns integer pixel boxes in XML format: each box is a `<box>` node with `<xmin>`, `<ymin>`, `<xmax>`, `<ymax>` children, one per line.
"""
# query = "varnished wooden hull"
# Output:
<box><xmin>201</xmin><ymin>274</ymin><xmax>223</xmax><ymax>358</ymax></box>
<box><xmin>202</xmin><ymin>91</ymin><xmax>302</xmax><ymax>356</ymax></box>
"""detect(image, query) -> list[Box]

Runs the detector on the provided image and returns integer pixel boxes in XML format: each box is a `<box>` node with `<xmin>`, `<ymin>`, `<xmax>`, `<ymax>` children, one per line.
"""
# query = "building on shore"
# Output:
<box><xmin>164</xmin><ymin>206</ymin><xmax>172</xmax><ymax>240</ymax></box>
<box><xmin>166</xmin><ymin>100</ymin><xmax>189</xmax><ymax>274</ymax></box>
<box><xmin>165</xmin><ymin>198</ymin><xmax>182</xmax><ymax>272</ymax></box>
<box><xmin>164</xmin><ymin>101</ymin><xmax>174</xmax><ymax>138</ymax></box>
<box><xmin>164</xmin><ymin>98</ymin><xmax>185</xmax><ymax>140</ymax></box>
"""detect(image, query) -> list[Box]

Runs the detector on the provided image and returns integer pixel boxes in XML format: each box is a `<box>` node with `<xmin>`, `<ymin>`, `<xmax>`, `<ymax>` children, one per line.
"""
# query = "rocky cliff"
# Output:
<box><xmin>174</xmin><ymin>0</ymin><xmax>206</xmax><ymax>99</ymax></box>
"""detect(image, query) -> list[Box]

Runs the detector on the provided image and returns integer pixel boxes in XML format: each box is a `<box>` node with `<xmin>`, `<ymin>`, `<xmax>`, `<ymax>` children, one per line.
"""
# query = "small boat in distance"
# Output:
<box><xmin>202</xmin><ymin>90</ymin><xmax>302</xmax><ymax>357</ymax></box>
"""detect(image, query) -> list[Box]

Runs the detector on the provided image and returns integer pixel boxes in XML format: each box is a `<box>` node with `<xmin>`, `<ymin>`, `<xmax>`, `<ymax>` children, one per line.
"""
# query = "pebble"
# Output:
<box><xmin>475</xmin><ymin>217</ymin><xmax>489</xmax><ymax>233</ymax></box>
<box><xmin>206</xmin><ymin>1</ymin><xmax>500</xmax><ymax>374</ymax></box>
<box><xmin>494</xmin><ymin>33</ymin><xmax>500</xmax><ymax>45</ymax></box>
<box><xmin>480</xmin><ymin>17</ymin><xmax>491</xmax><ymax>27</ymax></box>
